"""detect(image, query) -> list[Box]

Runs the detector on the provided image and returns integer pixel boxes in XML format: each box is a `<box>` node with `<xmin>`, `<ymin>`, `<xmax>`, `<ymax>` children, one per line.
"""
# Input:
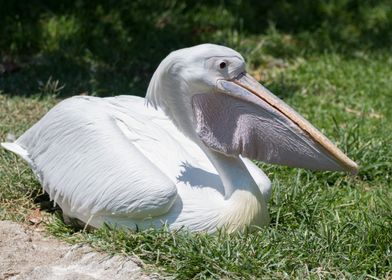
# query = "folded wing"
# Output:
<box><xmin>9</xmin><ymin>96</ymin><xmax>177</xmax><ymax>219</ymax></box>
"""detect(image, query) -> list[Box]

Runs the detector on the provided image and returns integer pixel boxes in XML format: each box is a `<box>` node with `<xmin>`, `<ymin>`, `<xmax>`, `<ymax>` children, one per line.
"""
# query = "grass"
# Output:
<box><xmin>1</xmin><ymin>49</ymin><xmax>391</xmax><ymax>279</ymax></box>
<box><xmin>1</xmin><ymin>2</ymin><xmax>392</xmax><ymax>278</ymax></box>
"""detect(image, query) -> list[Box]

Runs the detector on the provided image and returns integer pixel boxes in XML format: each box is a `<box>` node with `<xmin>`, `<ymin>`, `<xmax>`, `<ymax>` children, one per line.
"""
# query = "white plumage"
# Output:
<box><xmin>2</xmin><ymin>44</ymin><xmax>357</xmax><ymax>232</ymax></box>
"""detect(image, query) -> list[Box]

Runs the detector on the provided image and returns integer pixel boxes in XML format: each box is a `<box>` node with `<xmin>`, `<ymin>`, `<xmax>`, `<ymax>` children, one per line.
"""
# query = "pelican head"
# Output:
<box><xmin>147</xmin><ymin>44</ymin><xmax>358</xmax><ymax>174</ymax></box>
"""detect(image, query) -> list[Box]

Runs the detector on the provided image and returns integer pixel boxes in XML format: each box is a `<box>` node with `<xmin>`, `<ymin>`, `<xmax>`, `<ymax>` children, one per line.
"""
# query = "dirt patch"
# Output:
<box><xmin>0</xmin><ymin>220</ymin><xmax>153</xmax><ymax>280</ymax></box>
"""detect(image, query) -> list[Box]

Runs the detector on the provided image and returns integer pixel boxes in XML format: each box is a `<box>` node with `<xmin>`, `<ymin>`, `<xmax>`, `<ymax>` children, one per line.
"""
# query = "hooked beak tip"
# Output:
<box><xmin>348</xmin><ymin>162</ymin><xmax>359</xmax><ymax>175</ymax></box>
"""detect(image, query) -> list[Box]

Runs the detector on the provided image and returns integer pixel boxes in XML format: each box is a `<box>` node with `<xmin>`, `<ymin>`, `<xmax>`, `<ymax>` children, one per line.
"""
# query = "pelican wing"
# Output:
<box><xmin>7</xmin><ymin>96</ymin><xmax>178</xmax><ymax>219</ymax></box>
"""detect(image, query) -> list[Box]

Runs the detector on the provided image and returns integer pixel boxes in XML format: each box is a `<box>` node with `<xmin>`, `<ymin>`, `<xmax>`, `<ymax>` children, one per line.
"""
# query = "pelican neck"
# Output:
<box><xmin>198</xmin><ymin>143</ymin><xmax>262</xmax><ymax>200</ymax></box>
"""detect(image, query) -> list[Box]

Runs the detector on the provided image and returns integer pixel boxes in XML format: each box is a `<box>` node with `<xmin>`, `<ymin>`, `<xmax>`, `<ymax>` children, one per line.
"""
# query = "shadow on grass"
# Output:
<box><xmin>1</xmin><ymin>1</ymin><xmax>391</xmax><ymax>97</ymax></box>
<box><xmin>33</xmin><ymin>191</ymin><xmax>58</xmax><ymax>213</ymax></box>
<box><xmin>0</xmin><ymin>52</ymin><xmax>151</xmax><ymax>97</ymax></box>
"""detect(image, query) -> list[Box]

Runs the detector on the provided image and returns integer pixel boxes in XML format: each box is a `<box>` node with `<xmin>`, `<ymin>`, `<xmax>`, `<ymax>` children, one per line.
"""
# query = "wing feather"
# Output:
<box><xmin>15</xmin><ymin>96</ymin><xmax>177</xmax><ymax>219</ymax></box>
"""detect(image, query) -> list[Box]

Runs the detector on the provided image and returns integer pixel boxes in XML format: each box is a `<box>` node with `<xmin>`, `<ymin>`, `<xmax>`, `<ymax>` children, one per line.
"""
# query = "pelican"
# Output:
<box><xmin>2</xmin><ymin>44</ymin><xmax>357</xmax><ymax>232</ymax></box>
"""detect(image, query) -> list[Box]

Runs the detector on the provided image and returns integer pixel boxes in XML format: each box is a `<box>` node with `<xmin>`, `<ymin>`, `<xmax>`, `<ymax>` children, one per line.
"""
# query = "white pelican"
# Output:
<box><xmin>2</xmin><ymin>44</ymin><xmax>357</xmax><ymax>232</ymax></box>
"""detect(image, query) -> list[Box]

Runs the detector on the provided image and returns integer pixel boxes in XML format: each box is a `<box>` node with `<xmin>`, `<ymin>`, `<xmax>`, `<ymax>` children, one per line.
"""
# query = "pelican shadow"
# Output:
<box><xmin>176</xmin><ymin>162</ymin><xmax>225</xmax><ymax>196</ymax></box>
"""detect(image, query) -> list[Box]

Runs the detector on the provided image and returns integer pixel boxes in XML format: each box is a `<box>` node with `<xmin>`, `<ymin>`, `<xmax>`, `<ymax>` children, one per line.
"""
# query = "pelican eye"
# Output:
<box><xmin>219</xmin><ymin>62</ymin><xmax>227</xmax><ymax>69</ymax></box>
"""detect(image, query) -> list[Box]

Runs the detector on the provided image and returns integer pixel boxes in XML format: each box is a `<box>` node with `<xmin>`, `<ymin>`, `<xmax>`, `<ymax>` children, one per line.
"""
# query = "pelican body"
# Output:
<box><xmin>2</xmin><ymin>44</ymin><xmax>357</xmax><ymax>232</ymax></box>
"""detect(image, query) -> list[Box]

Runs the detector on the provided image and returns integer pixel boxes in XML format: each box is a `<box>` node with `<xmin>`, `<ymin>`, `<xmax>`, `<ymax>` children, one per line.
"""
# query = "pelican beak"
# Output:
<box><xmin>208</xmin><ymin>72</ymin><xmax>358</xmax><ymax>174</ymax></box>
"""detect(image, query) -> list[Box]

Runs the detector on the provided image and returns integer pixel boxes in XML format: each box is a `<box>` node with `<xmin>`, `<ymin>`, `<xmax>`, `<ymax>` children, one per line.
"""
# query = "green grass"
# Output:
<box><xmin>1</xmin><ymin>50</ymin><xmax>391</xmax><ymax>279</ymax></box>
<box><xmin>1</xmin><ymin>2</ymin><xmax>392</xmax><ymax>278</ymax></box>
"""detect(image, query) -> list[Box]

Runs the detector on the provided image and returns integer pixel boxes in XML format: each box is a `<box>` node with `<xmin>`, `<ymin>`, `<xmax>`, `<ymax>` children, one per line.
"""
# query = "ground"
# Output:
<box><xmin>0</xmin><ymin>221</ymin><xmax>154</xmax><ymax>280</ymax></box>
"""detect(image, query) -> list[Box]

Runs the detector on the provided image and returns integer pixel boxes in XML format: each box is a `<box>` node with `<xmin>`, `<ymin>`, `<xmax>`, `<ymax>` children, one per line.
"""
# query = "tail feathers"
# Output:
<box><xmin>2</xmin><ymin>142</ymin><xmax>44</xmax><ymax>190</ymax></box>
<box><xmin>1</xmin><ymin>142</ymin><xmax>31</xmax><ymax>163</ymax></box>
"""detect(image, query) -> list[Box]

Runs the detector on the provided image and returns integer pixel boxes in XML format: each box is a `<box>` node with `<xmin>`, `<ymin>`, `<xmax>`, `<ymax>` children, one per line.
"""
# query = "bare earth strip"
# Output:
<box><xmin>0</xmin><ymin>220</ymin><xmax>153</xmax><ymax>280</ymax></box>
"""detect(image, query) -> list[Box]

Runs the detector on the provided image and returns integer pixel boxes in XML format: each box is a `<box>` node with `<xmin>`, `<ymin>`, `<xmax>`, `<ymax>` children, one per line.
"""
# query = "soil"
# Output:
<box><xmin>0</xmin><ymin>220</ymin><xmax>154</xmax><ymax>280</ymax></box>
